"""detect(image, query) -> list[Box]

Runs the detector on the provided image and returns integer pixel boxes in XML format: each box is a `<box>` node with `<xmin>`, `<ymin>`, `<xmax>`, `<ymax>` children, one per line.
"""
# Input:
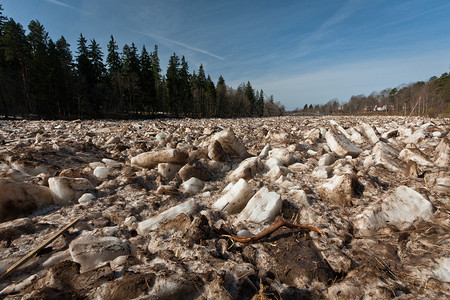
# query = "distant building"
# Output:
<box><xmin>373</xmin><ymin>104</ymin><xmax>387</xmax><ymax>111</ymax></box>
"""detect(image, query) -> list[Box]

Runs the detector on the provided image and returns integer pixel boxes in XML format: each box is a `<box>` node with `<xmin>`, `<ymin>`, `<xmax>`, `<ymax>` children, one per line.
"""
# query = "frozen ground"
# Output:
<box><xmin>0</xmin><ymin>116</ymin><xmax>449</xmax><ymax>299</ymax></box>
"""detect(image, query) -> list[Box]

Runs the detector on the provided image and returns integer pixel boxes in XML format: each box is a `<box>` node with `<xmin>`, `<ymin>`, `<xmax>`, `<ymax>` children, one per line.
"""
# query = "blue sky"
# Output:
<box><xmin>3</xmin><ymin>0</ymin><xmax>450</xmax><ymax>110</ymax></box>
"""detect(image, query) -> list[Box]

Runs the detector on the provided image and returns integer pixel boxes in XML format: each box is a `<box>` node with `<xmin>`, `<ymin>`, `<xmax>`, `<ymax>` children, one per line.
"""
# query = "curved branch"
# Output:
<box><xmin>222</xmin><ymin>219</ymin><xmax>324</xmax><ymax>243</ymax></box>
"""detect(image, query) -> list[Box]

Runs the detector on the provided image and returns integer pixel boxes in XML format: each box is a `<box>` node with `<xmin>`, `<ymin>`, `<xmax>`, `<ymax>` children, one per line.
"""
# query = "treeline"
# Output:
<box><xmin>0</xmin><ymin>6</ymin><xmax>284</xmax><ymax>119</ymax></box>
<box><xmin>298</xmin><ymin>72</ymin><xmax>450</xmax><ymax>117</ymax></box>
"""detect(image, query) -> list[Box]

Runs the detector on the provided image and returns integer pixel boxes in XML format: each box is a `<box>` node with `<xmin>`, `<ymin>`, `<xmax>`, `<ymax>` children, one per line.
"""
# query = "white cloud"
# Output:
<box><xmin>44</xmin><ymin>0</ymin><xmax>91</xmax><ymax>15</ymax></box>
<box><xmin>295</xmin><ymin>0</ymin><xmax>363</xmax><ymax>58</ymax></box>
<box><xmin>129</xmin><ymin>28</ymin><xmax>224</xmax><ymax>61</ymax></box>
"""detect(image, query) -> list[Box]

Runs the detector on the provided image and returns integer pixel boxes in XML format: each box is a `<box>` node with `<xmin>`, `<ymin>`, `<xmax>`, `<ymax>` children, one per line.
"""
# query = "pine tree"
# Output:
<box><xmin>27</xmin><ymin>20</ymin><xmax>50</xmax><ymax>116</ymax></box>
<box><xmin>140</xmin><ymin>45</ymin><xmax>155</xmax><ymax>113</ymax></box>
<box><xmin>245</xmin><ymin>81</ymin><xmax>255</xmax><ymax>116</ymax></box>
<box><xmin>53</xmin><ymin>36</ymin><xmax>73</xmax><ymax>118</ymax></box>
<box><xmin>88</xmin><ymin>39</ymin><xmax>105</xmax><ymax>116</ymax></box>
<box><xmin>195</xmin><ymin>64</ymin><xmax>206</xmax><ymax>116</ymax></box>
<box><xmin>166</xmin><ymin>52</ymin><xmax>181</xmax><ymax>115</ymax></box>
<box><xmin>106</xmin><ymin>35</ymin><xmax>123</xmax><ymax>114</ymax></box>
<box><xmin>179</xmin><ymin>56</ymin><xmax>191</xmax><ymax>115</ymax></box>
<box><xmin>76</xmin><ymin>33</ymin><xmax>92</xmax><ymax>117</ymax></box>
<box><xmin>256</xmin><ymin>89</ymin><xmax>264</xmax><ymax>117</ymax></box>
<box><xmin>106</xmin><ymin>35</ymin><xmax>121</xmax><ymax>72</ymax></box>
<box><xmin>2</xmin><ymin>19</ymin><xmax>31</xmax><ymax>114</ymax></box>
<box><xmin>151</xmin><ymin>45</ymin><xmax>162</xmax><ymax>111</ymax></box>
<box><xmin>205</xmin><ymin>75</ymin><xmax>216</xmax><ymax>117</ymax></box>
<box><xmin>216</xmin><ymin>75</ymin><xmax>226</xmax><ymax>117</ymax></box>
<box><xmin>0</xmin><ymin>5</ymin><xmax>10</xmax><ymax>116</ymax></box>
<box><xmin>88</xmin><ymin>39</ymin><xmax>105</xmax><ymax>81</ymax></box>
<box><xmin>122</xmin><ymin>43</ymin><xmax>140</xmax><ymax>113</ymax></box>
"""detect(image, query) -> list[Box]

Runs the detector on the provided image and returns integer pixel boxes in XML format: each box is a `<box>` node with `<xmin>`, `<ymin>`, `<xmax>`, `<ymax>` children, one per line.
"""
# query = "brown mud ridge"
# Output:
<box><xmin>0</xmin><ymin>116</ymin><xmax>449</xmax><ymax>299</ymax></box>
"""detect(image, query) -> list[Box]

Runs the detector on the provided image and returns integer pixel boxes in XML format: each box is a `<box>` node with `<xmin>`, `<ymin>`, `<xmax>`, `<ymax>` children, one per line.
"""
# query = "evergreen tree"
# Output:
<box><xmin>151</xmin><ymin>45</ymin><xmax>162</xmax><ymax>111</ymax></box>
<box><xmin>27</xmin><ymin>20</ymin><xmax>50</xmax><ymax>116</ymax></box>
<box><xmin>205</xmin><ymin>75</ymin><xmax>216</xmax><ymax>116</ymax></box>
<box><xmin>0</xmin><ymin>5</ymin><xmax>10</xmax><ymax>116</ymax></box>
<box><xmin>179</xmin><ymin>56</ymin><xmax>191</xmax><ymax>115</ymax></box>
<box><xmin>75</xmin><ymin>33</ymin><xmax>92</xmax><ymax>117</ymax></box>
<box><xmin>256</xmin><ymin>89</ymin><xmax>264</xmax><ymax>117</ymax></box>
<box><xmin>245</xmin><ymin>81</ymin><xmax>255</xmax><ymax>116</ymax></box>
<box><xmin>166</xmin><ymin>52</ymin><xmax>181</xmax><ymax>115</ymax></box>
<box><xmin>140</xmin><ymin>45</ymin><xmax>155</xmax><ymax>113</ymax></box>
<box><xmin>88</xmin><ymin>39</ymin><xmax>105</xmax><ymax>116</ymax></box>
<box><xmin>53</xmin><ymin>36</ymin><xmax>73</xmax><ymax>118</ymax></box>
<box><xmin>106</xmin><ymin>35</ymin><xmax>121</xmax><ymax>72</ymax></box>
<box><xmin>0</xmin><ymin>5</ymin><xmax>6</xmax><ymax>33</ymax></box>
<box><xmin>216</xmin><ymin>75</ymin><xmax>226</xmax><ymax>117</ymax></box>
<box><xmin>2</xmin><ymin>19</ymin><xmax>31</xmax><ymax>114</ymax></box>
<box><xmin>122</xmin><ymin>43</ymin><xmax>140</xmax><ymax>113</ymax></box>
<box><xmin>195</xmin><ymin>64</ymin><xmax>206</xmax><ymax>116</ymax></box>
<box><xmin>88</xmin><ymin>39</ymin><xmax>105</xmax><ymax>81</ymax></box>
<box><xmin>106</xmin><ymin>35</ymin><xmax>123</xmax><ymax>113</ymax></box>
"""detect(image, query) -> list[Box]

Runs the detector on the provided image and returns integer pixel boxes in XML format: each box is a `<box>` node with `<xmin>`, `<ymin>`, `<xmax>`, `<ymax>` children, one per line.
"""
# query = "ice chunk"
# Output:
<box><xmin>268</xmin><ymin>148</ymin><xmax>295</xmax><ymax>165</ymax></box>
<box><xmin>433</xmin><ymin>257</ymin><xmax>450</xmax><ymax>283</ymax></box>
<box><xmin>355</xmin><ymin>186</ymin><xmax>435</xmax><ymax>234</ymax></box>
<box><xmin>137</xmin><ymin>199</ymin><xmax>197</xmax><ymax>235</ymax></box>
<box><xmin>399</xmin><ymin>146</ymin><xmax>433</xmax><ymax>167</ymax></box>
<box><xmin>77</xmin><ymin>193</ymin><xmax>95</xmax><ymax>204</ymax></box>
<box><xmin>131</xmin><ymin>148</ymin><xmax>188</xmax><ymax>168</ymax></box>
<box><xmin>157</xmin><ymin>163</ymin><xmax>182</xmax><ymax>180</ymax></box>
<box><xmin>361</xmin><ymin>123</ymin><xmax>379</xmax><ymax>145</ymax></box>
<box><xmin>93</xmin><ymin>166</ymin><xmax>109</xmax><ymax>179</ymax></box>
<box><xmin>265</xmin><ymin>157</ymin><xmax>283</xmax><ymax>170</ymax></box>
<box><xmin>181</xmin><ymin>177</ymin><xmax>204</xmax><ymax>195</ymax></box>
<box><xmin>435</xmin><ymin>138</ymin><xmax>450</xmax><ymax>167</ymax></box>
<box><xmin>372</xmin><ymin>141</ymin><xmax>403</xmax><ymax>172</ymax></box>
<box><xmin>210</xmin><ymin>128</ymin><xmax>250</xmax><ymax>159</ymax></box>
<box><xmin>0</xmin><ymin>179</ymin><xmax>55</xmax><ymax>221</ymax></box>
<box><xmin>318</xmin><ymin>153</ymin><xmax>336</xmax><ymax>166</ymax></box>
<box><xmin>318</xmin><ymin>174</ymin><xmax>361</xmax><ymax>207</ymax></box>
<box><xmin>102</xmin><ymin>158</ymin><xmax>121</xmax><ymax>168</ymax></box>
<box><xmin>228</xmin><ymin>156</ymin><xmax>263</xmax><ymax>182</ymax></box>
<box><xmin>212</xmin><ymin>178</ymin><xmax>254</xmax><ymax>214</ymax></box>
<box><xmin>325</xmin><ymin>130</ymin><xmax>362</xmax><ymax>158</ymax></box>
<box><xmin>48</xmin><ymin>177</ymin><xmax>94</xmax><ymax>205</ymax></box>
<box><xmin>69</xmin><ymin>234</ymin><xmax>135</xmax><ymax>272</ymax></box>
<box><xmin>235</xmin><ymin>187</ymin><xmax>281</xmax><ymax>224</ymax></box>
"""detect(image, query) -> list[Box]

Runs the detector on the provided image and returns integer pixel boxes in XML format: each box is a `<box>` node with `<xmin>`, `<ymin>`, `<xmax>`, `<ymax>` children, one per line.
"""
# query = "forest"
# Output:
<box><xmin>298</xmin><ymin>72</ymin><xmax>450</xmax><ymax>117</ymax></box>
<box><xmin>0</xmin><ymin>5</ymin><xmax>285</xmax><ymax>120</ymax></box>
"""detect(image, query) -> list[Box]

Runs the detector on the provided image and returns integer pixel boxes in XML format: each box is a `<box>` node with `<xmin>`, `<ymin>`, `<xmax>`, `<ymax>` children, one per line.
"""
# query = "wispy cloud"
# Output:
<box><xmin>44</xmin><ymin>0</ymin><xmax>91</xmax><ymax>15</ymax></box>
<box><xmin>295</xmin><ymin>0</ymin><xmax>363</xmax><ymax>58</ymax></box>
<box><xmin>129</xmin><ymin>28</ymin><xmax>224</xmax><ymax>61</ymax></box>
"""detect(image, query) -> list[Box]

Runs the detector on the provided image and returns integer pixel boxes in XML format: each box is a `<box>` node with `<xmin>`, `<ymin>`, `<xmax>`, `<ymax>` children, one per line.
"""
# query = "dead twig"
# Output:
<box><xmin>222</xmin><ymin>219</ymin><xmax>323</xmax><ymax>243</ymax></box>
<box><xmin>0</xmin><ymin>216</ymin><xmax>80</xmax><ymax>280</ymax></box>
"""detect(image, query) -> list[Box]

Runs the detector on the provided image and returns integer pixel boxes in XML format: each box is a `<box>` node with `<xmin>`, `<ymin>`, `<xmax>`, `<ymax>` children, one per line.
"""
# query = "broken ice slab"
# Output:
<box><xmin>181</xmin><ymin>177</ymin><xmax>205</xmax><ymax>195</ymax></box>
<box><xmin>0</xmin><ymin>179</ymin><xmax>55</xmax><ymax>222</ymax></box>
<box><xmin>48</xmin><ymin>177</ymin><xmax>94</xmax><ymax>205</ymax></box>
<box><xmin>212</xmin><ymin>178</ymin><xmax>254</xmax><ymax>214</ymax></box>
<box><xmin>325</xmin><ymin>129</ymin><xmax>362</xmax><ymax>158</ymax></box>
<box><xmin>228</xmin><ymin>156</ymin><xmax>264</xmax><ymax>182</ymax></box>
<box><xmin>235</xmin><ymin>187</ymin><xmax>281</xmax><ymax>224</ymax></box>
<box><xmin>137</xmin><ymin>199</ymin><xmax>197</xmax><ymax>235</ymax></box>
<box><xmin>210</xmin><ymin>128</ymin><xmax>250</xmax><ymax>159</ymax></box>
<box><xmin>69</xmin><ymin>234</ymin><xmax>136</xmax><ymax>272</ymax></box>
<box><xmin>354</xmin><ymin>186</ymin><xmax>435</xmax><ymax>235</ymax></box>
<box><xmin>131</xmin><ymin>148</ymin><xmax>189</xmax><ymax>168</ymax></box>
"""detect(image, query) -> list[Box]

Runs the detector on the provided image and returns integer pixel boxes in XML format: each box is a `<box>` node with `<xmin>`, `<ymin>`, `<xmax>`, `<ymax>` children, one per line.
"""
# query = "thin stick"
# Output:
<box><xmin>222</xmin><ymin>219</ymin><xmax>323</xmax><ymax>243</ymax></box>
<box><xmin>0</xmin><ymin>216</ymin><xmax>80</xmax><ymax>280</ymax></box>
